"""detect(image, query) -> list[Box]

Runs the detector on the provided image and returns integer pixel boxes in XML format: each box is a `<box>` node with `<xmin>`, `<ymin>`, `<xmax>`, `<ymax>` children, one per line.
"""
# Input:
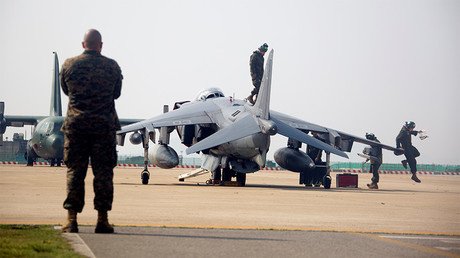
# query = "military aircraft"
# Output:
<box><xmin>117</xmin><ymin>49</ymin><xmax>402</xmax><ymax>187</ymax></box>
<box><xmin>0</xmin><ymin>52</ymin><xmax>141</xmax><ymax>166</ymax></box>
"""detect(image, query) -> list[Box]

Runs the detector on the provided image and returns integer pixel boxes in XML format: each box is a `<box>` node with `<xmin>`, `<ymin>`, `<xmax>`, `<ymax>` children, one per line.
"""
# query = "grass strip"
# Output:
<box><xmin>0</xmin><ymin>224</ymin><xmax>82</xmax><ymax>257</ymax></box>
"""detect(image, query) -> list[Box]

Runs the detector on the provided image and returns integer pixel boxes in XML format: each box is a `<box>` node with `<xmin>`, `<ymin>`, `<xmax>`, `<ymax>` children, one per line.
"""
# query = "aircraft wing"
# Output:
<box><xmin>270</xmin><ymin>111</ymin><xmax>329</xmax><ymax>133</ymax></box>
<box><xmin>270</xmin><ymin>110</ymin><xmax>401</xmax><ymax>152</ymax></box>
<box><xmin>4</xmin><ymin>116</ymin><xmax>141</xmax><ymax>127</ymax></box>
<box><xmin>117</xmin><ymin>100</ymin><xmax>219</xmax><ymax>135</ymax></box>
<box><xmin>119</xmin><ymin>118</ymin><xmax>144</xmax><ymax>127</ymax></box>
<box><xmin>4</xmin><ymin>115</ymin><xmax>47</xmax><ymax>126</ymax></box>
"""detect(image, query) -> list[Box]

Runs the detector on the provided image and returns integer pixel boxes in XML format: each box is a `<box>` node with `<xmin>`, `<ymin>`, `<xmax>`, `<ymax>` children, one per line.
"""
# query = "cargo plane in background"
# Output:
<box><xmin>117</xmin><ymin>49</ymin><xmax>403</xmax><ymax>188</ymax></box>
<box><xmin>0</xmin><ymin>52</ymin><xmax>141</xmax><ymax>166</ymax></box>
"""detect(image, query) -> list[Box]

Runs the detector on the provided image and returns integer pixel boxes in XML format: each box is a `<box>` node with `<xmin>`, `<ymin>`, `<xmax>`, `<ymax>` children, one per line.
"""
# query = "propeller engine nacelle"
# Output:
<box><xmin>148</xmin><ymin>144</ymin><xmax>179</xmax><ymax>169</ymax></box>
<box><xmin>129</xmin><ymin>132</ymin><xmax>143</xmax><ymax>145</ymax></box>
<box><xmin>274</xmin><ymin>147</ymin><xmax>315</xmax><ymax>172</ymax></box>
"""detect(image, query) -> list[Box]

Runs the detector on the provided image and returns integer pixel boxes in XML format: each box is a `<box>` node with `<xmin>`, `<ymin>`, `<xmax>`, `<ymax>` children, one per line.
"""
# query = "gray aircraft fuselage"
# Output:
<box><xmin>200</xmin><ymin>98</ymin><xmax>270</xmax><ymax>159</ymax></box>
<box><xmin>29</xmin><ymin>116</ymin><xmax>64</xmax><ymax>160</ymax></box>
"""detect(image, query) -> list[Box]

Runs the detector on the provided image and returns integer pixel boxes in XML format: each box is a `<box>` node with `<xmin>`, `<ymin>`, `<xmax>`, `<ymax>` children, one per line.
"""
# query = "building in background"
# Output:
<box><xmin>0</xmin><ymin>133</ymin><xmax>27</xmax><ymax>162</ymax></box>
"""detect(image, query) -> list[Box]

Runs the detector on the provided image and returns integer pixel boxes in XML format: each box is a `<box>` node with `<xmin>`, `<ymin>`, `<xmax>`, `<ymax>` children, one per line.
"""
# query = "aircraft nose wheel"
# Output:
<box><xmin>323</xmin><ymin>175</ymin><xmax>332</xmax><ymax>189</ymax></box>
<box><xmin>141</xmin><ymin>170</ymin><xmax>150</xmax><ymax>185</ymax></box>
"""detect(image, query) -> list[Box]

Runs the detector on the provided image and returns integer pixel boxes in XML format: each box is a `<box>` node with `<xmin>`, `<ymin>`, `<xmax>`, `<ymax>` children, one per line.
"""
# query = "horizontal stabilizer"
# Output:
<box><xmin>271</xmin><ymin>116</ymin><xmax>348</xmax><ymax>158</ymax></box>
<box><xmin>186</xmin><ymin>114</ymin><xmax>261</xmax><ymax>155</ymax></box>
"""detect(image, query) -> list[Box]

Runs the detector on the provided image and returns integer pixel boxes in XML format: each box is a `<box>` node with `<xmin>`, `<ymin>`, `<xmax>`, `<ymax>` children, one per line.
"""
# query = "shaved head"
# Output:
<box><xmin>82</xmin><ymin>29</ymin><xmax>103</xmax><ymax>52</ymax></box>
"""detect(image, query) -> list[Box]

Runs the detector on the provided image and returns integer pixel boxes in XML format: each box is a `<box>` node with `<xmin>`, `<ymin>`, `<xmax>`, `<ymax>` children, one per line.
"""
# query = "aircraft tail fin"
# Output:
<box><xmin>253</xmin><ymin>49</ymin><xmax>274</xmax><ymax>120</ymax></box>
<box><xmin>49</xmin><ymin>52</ymin><xmax>62</xmax><ymax>116</ymax></box>
<box><xmin>0</xmin><ymin>102</ymin><xmax>4</xmax><ymax>145</ymax></box>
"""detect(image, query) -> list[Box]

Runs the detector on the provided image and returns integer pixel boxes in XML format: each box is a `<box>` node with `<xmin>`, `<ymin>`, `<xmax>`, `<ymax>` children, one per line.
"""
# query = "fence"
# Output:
<box><xmin>1</xmin><ymin>153</ymin><xmax>459</xmax><ymax>173</ymax></box>
<box><xmin>331</xmin><ymin>162</ymin><xmax>460</xmax><ymax>173</ymax></box>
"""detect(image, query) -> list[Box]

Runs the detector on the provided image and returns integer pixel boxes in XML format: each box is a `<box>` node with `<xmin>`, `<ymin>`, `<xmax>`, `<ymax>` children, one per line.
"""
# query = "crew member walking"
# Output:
<box><xmin>61</xmin><ymin>29</ymin><xmax>123</xmax><ymax>233</ymax></box>
<box><xmin>364</xmin><ymin>133</ymin><xmax>382</xmax><ymax>189</ymax></box>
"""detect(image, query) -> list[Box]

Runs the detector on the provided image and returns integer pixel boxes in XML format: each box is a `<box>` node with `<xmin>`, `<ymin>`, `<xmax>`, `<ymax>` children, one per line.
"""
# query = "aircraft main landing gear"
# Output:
<box><xmin>236</xmin><ymin>172</ymin><xmax>246</xmax><ymax>186</ymax></box>
<box><xmin>25</xmin><ymin>148</ymin><xmax>37</xmax><ymax>166</ymax></box>
<box><xmin>323</xmin><ymin>175</ymin><xmax>332</xmax><ymax>189</ymax></box>
<box><xmin>221</xmin><ymin>166</ymin><xmax>246</xmax><ymax>186</ymax></box>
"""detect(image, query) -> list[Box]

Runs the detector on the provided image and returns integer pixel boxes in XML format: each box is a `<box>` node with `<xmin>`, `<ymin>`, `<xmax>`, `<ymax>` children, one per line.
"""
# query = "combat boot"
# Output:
<box><xmin>411</xmin><ymin>173</ymin><xmax>421</xmax><ymax>183</ymax></box>
<box><xmin>62</xmin><ymin>210</ymin><xmax>78</xmax><ymax>233</ymax></box>
<box><xmin>95</xmin><ymin>210</ymin><xmax>114</xmax><ymax>234</ymax></box>
<box><xmin>367</xmin><ymin>182</ymin><xmax>379</xmax><ymax>189</ymax></box>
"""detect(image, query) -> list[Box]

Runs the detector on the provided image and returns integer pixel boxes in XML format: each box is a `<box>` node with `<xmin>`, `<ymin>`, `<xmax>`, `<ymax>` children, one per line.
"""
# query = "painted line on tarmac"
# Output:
<box><xmin>111</xmin><ymin>223</ymin><xmax>460</xmax><ymax>236</ymax></box>
<box><xmin>380</xmin><ymin>235</ymin><xmax>460</xmax><ymax>241</ymax></box>
<box><xmin>54</xmin><ymin>226</ymin><xmax>96</xmax><ymax>258</ymax></box>
<box><xmin>360</xmin><ymin>233</ymin><xmax>459</xmax><ymax>258</ymax></box>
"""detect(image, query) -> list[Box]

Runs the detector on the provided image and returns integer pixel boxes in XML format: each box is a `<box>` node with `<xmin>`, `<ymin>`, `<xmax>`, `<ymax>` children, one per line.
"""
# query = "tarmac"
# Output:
<box><xmin>1</xmin><ymin>165</ymin><xmax>459</xmax><ymax>257</ymax></box>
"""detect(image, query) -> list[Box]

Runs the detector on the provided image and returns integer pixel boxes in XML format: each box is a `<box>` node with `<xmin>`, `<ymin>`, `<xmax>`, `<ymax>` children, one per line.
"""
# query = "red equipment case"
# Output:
<box><xmin>336</xmin><ymin>173</ymin><xmax>358</xmax><ymax>188</ymax></box>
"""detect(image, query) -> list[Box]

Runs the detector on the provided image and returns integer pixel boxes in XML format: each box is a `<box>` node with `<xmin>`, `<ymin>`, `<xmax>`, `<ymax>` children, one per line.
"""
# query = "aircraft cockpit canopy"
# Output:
<box><xmin>195</xmin><ymin>88</ymin><xmax>225</xmax><ymax>101</ymax></box>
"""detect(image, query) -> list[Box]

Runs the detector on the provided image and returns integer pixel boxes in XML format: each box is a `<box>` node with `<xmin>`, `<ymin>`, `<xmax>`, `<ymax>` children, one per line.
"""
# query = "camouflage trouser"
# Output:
<box><xmin>63</xmin><ymin>132</ymin><xmax>117</xmax><ymax>212</ymax></box>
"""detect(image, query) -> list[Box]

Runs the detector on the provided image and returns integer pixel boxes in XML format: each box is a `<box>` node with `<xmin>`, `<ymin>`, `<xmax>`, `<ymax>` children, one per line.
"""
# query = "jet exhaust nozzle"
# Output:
<box><xmin>274</xmin><ymin>147</ymin><xmax>315</xmax><ymax>173</ymax></box>
<box><xmin>149</xmin><ymin>144</ymin><xmax>179</xmax><ymax>169</ymax></box>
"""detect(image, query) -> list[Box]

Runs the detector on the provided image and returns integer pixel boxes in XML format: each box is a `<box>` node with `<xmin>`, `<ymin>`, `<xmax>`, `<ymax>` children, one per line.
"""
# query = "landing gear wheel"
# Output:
<box><xmin>323</xmin><ymin>175</ymin><xmax>332</xmax><ymax>189</ymax></box>
<box><xmin>26</xmin><ymin>148</ymin><xmax>37</xmax><ymax>166</ymax></box>
<box><xmin>222</xmin><ymin>167</ymin><xmax>234</xmax><ymax>182</ymax></box>
<box><xmin>236</xmin><ymin>173</ymin><xmax>246</xmax><ymax>187</ymax></box>
<box><xmin>141</xmin><ymin>170</ymin><xmax>150</xmax><ymax>185</ymax></box>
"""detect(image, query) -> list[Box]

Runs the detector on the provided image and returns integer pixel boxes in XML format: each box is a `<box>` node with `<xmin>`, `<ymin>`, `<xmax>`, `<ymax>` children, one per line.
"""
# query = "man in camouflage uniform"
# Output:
<box><xmin>247</xmin><ymin>43</ymin><xmax>268</xmax><ymax>105</ymax></box>
<box><xmin>60</xmin><ymin>29</ymin><xmax>122</xmax><ymax>233</ymax></box>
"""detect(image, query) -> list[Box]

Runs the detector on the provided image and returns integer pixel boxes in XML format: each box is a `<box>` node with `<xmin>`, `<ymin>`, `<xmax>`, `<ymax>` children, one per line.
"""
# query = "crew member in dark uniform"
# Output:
<box><xmin>248</xmin><ymin>43</ymin><xmax>268</xmax><ymax>104</ymax></box>
<box><xmin>364</xmin><ymin>133</ymin><xmax>382</xmax><ymax>189</ymax></box>
<box><xmin>61</xmin><ymin>29</ymin><xmax>123</xmax><ymax>233</ymax></box>
<box><xmin>396</xmin><ymin>121</ymin><xmax>421</xmax><ymax>183</ymax></box>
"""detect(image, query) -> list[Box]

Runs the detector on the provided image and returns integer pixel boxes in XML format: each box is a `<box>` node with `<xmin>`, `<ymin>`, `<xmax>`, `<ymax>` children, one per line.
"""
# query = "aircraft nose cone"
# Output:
<box><xmin>47</xmin><ymin>135</ymin><xmax>63</xmax><ymax>157</ymax></box>
<box><xmin>51</xmin><ymin>136</ymin><xmax>63</xmax><ymax>149</ymax></box>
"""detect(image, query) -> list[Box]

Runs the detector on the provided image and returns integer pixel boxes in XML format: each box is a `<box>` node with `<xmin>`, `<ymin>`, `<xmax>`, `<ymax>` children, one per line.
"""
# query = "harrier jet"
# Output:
<box><xmin>117</xmin><ymin>49</ymin><xmax>402</xmax><ymax>188</ymax></box>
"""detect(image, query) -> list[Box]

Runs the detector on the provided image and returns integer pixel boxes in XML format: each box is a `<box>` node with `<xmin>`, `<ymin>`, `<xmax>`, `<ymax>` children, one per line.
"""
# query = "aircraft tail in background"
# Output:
<box><xmin>49</xmin><ymin>52</ymin><xmax>62</xmax><ymax>117</ymax></box>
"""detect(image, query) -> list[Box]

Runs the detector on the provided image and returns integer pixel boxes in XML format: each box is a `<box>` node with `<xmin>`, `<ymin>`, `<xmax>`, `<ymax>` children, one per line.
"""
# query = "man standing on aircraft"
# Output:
<box><xmin>364</xmin><ymin>133</ymin><xmax>382</xmax><ymax>189</ymax></box>
<box><xmin>396</xmin><ymin>121</ymin><xmax>422</xmax><ymax>183</ymax></box>
<box><xmin>60</xmin><ymin>29</ymin><xmax>122</xmax><ymax>233</ymax></box>
<box><xmin>247</xmin><ymin>43</ymin><xmax>268</xmax><ymax>105</ymax></box>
